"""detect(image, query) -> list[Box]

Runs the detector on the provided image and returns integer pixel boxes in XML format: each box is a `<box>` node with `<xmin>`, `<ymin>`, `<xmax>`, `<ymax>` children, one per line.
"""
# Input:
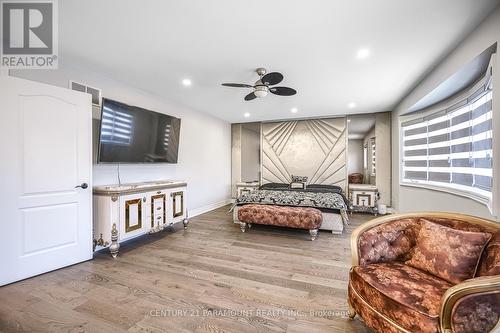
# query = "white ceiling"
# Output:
<box><xmin>59</xmin><ymin>0</ymin><xmax>499</xmax><ymax>123</ymax></box>
<box><xmin>348</xmin><ymin>114</ymin><xmax>376</xmax><ymax>139</ymax></box>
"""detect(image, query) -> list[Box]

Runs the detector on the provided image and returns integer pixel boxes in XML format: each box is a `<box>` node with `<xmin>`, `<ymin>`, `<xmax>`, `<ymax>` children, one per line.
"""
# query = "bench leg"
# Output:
<box><xmin>309</xmin><ymin>229</ymin><xmax>318</xmax><ymax>241</ymax></box>
<box><xmin>239</xmin><ymin>222</ymin><xmax>247</xmax><ymax>233</ymax></box>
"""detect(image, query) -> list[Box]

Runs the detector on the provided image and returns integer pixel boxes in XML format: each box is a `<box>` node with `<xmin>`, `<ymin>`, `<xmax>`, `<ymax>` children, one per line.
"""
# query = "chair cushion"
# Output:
<box><xmin>350</xmin><ymin>262</ymin><xmax>452</xmax><ymax>333</ymax></box>
<box><xmin>237</xmin><ymin>204</ymin><xmax>322</xmax><ymax>230</ymax></box>
<box><xmin>416</xmin><ymin>217</ymin><xmax>500</xmax><ymax>277</ymax></box>
<box><xmin>405</xmin><ymin>219</ymin><xmax>491</xmax><ymax>284</ymax></box>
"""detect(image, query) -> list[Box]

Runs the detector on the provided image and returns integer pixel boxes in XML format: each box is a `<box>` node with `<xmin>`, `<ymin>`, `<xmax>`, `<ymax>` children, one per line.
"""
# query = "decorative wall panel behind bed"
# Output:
<box><xmin>261</xmin><ymin>117</ymin><xmax>348</xmax><ymax>193</ymax></box>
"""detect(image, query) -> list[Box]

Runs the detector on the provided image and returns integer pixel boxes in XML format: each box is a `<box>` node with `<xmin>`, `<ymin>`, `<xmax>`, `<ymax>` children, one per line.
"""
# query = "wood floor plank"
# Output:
<box><xmin>0</xmin><ymin>205</ymin><xmax>374</xmax><ymax>332</ymax></box>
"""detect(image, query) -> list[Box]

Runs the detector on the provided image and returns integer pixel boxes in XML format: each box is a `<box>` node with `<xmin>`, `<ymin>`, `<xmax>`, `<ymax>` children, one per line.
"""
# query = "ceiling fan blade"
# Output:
<box><xmin>261</xmin><ymin>72</ymin><xmax>283</xmax><ymax>86</ymax></box>
<box><xmin>222</xmin><ymin>83</ymin><xmax>253</xmax><ymax>88</ymax></box>
<box><xmin>244</xmin><ymin>92</ymin><xmax>257</xmax><ymax>101</ymax></box>
<box><xmin>269</xmin><ymin>86</ymin><xmax>297</xmax><ymax>96</ymax></box>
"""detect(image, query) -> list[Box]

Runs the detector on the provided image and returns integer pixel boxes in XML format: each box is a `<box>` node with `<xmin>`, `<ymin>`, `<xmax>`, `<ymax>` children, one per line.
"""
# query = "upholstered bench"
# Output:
<box><xmin>237</xmin><ymin>204</ymin><xmax>323</xmax><ymax>240</ymax></box>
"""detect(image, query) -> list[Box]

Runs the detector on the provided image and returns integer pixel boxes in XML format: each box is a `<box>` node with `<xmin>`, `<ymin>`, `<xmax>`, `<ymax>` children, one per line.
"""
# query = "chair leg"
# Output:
<box><xmin>309</xmin><ymin>229</ymin><xmax>318</xmax><ymax>241</ymax></box>
<box><xmin>347</xmin><ymin>300</ymin><xmax>356</xmax><ymax>320</ymax></box>
<box><xmin>239</xmin><ymin>222</ymin><xmax>247</xmax><ymax>233</ymax></box>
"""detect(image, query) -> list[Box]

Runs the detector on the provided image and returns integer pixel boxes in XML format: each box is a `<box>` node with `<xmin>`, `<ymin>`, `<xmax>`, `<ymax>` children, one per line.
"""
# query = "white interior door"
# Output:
<box><xmin>0</xmin><ymin>76</ymin><xmax>92</xmax><ymax>286</ymax></box>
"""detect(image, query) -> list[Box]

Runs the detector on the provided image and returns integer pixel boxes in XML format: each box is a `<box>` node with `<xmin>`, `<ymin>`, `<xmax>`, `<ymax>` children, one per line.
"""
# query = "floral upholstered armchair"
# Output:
<box><xmin>348</xmin><ymin>212</ymin><xmax>500</xmax><ymax>333</ymax></box>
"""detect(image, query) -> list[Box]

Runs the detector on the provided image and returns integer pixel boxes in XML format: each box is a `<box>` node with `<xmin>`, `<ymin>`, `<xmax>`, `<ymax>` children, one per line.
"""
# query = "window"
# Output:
<box><xmin>401</xmin><ymin>75</ymin><xmax>493</xmax><ymax>201</ymax></box>
<box><xmin>100</xmin><ymin>105</ymin><xmax>133</xmax><ymax>145</ymax></box>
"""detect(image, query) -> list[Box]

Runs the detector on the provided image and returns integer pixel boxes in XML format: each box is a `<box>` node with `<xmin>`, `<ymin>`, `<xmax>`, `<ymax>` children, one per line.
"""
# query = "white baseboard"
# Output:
<box><xmin>188</xmin><ymin>199</ymin><xmax>233</xmax><ymax>218</ymax></box>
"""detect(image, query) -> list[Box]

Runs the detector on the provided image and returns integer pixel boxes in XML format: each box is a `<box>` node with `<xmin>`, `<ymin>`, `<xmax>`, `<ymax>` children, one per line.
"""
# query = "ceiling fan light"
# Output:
<box><xmin>254</xmin><ymin>85</ymin><xmax>269</xmax><ymax>98</ymax></box>
<box><xmin>254</xmin><ymin>90</ymin><xmax>268</xmax><ymax>98</ymax></box>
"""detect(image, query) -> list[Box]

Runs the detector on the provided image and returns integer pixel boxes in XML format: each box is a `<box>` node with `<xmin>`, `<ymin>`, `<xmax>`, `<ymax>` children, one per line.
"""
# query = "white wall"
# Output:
<box><xmin>391</xmin><ymin>6</ymin><xmax>500</xmax><ymax>221</ymax></box>
<box><xmin>348</xmin><ymin>139</ymin><xmax>364</xmax><ymax>174</ymax></box>
<box><xmin>11</xmin><ymin>62</ymin><xmax>232</xmax><ymax>216</ymax></box>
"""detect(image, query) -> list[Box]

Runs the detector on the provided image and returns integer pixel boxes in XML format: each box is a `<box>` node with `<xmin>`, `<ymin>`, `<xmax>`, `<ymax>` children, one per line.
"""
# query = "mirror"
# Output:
<box><xmin>347</xmin><ymin>112</ymin><xmax>391</xmax><ymax>205</ymax></box>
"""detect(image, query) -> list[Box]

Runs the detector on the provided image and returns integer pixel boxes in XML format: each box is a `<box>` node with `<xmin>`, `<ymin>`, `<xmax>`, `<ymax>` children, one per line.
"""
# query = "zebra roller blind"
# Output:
<box><xmin>401</xmin><ymin>71</ymin><xmax>493</xmax><ymax>199</ymax></box>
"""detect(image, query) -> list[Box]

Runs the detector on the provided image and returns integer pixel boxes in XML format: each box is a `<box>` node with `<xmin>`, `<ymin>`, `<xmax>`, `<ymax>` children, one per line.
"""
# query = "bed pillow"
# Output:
<box><xmin>290</xmin><ymin>175</ymin><xmax>308</xmax><ymax>189</ymax></box>
<box><xmin>405</xmin><ymin>219</ymin><xmax>491</xmax><ymax>284</ymax></box>
<box><xmin>290</xmin><ymin>182</ymin><xmax>305</xmax><ymax>189</ymax></box>
<box><xmin>259</xmin><ymin>183</ymin><xmax>289</xmax><ymax>190</ymax></box>
<box><xmin>307</xmin><ymin>184</ymin><xmax>343</xmax><ymax>192</ymax></box>
<box><xmin>291</xmin><ymin>175</ymin><xmax>308</xmax><ymax>183</ymax></box>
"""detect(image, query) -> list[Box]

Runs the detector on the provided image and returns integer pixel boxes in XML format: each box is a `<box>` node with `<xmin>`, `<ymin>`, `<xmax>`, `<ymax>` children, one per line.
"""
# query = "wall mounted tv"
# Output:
<box><xmin>98</xmin><ymin>98</ymin><xmax>181</xmax><ymax>163</ymax></box>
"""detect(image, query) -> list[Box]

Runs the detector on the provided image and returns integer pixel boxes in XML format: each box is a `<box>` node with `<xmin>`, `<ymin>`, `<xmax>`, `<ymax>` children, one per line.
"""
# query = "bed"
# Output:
<box><xmin>231</xmin><ymin>183</ymin><xmax>349</xmax><ymax>234</ymax></box>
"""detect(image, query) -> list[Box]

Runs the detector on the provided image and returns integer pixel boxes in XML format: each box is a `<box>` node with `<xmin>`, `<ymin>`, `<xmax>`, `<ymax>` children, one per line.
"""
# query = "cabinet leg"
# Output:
<box><xmin>183</xmin><ymin>218</ymin><xmax>189</xmax><ymax>230</ymax></box>
<box><xmin>239</xmin><ymin>222</ymin><xmax>247</xmax><ymax>233</ymax></box>
<box><xmin>109</xmin><ymin>223</ymin><xmax>120</xmax><ymax>258</ymax></box>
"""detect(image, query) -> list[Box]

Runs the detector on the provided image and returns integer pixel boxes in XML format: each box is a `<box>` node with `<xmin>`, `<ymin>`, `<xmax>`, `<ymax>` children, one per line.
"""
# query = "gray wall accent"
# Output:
<box><xmin>231</xmin><ymin>124</ymin><xmax>242</xmax><ymax>198</ymax></box>
<box><xmin>231</xmin><ymin>122</ymin><xmax>261</xmax><ymax>198</ymax></box>
<box><xmin>241</xmin><ymin>124</ymin><xmax>261</xmax><ymax>182</ymax></box>
<box><xmin>261</xmin><ymin>118</ymin><xmax>347</xmax><ymax>192</ymax></box>
<box><xmin>375</xmin><ymin>112</ymin><xmax>392</xmax><ymax>205</ymax></box>
<box><xmin>406</xmin><ymin>43</ymin><xmax>497</xmax><ymax>113</ymax></box>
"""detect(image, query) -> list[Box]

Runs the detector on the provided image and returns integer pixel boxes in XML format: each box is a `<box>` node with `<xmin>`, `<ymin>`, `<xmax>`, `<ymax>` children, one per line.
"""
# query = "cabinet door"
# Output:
<box><xmin>150</xmin><ymin>193</ymin><xmax>167</xmax><ymax>230</ymax></box>
<box><xmin>169</xmin><ymin>189</ymin><xmax>186</xmax><ymax>223</ymax></box>
<box><xmin>119</xmin><ymin>194</ymin><xmax>146</xmax><ymax>241</ymax></box>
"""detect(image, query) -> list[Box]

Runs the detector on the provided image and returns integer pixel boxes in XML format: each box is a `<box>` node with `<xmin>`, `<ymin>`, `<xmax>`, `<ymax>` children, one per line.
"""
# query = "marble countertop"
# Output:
<box><xmin>348</xmin><ymin>184</ymin><xmax>378</xmax><ymax>191</ymax></box>
<box><xmin>93</xmin><ymin>180</ymin><xmax>187</xmax><ymax>195</ymax></box>
<box><xmin>236</xmin><ymin>182</ymin><xmax>260</xmax><ymax>186</ymax></box>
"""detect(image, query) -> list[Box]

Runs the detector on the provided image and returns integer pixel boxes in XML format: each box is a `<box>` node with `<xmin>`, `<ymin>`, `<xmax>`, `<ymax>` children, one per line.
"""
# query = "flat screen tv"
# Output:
<box><xmin>98</xmin><ymin>98</ymin><xmax>181</xmax><ymax>163</ymax></box>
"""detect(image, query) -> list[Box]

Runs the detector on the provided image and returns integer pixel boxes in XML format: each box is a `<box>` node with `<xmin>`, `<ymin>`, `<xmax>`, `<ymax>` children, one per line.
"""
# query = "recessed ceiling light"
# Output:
<box><xmin>291</xmin><ymin>107</ymin><xmax>298</xmax><ymax>113</ymax></box>
<box><xmin>182</xmin><ymin>78</ymin><xmax>192</xmax><ymax>86</ymax></box>
<box><xmin>244</xmin><ymin>112</ymin><xmax>250</xmax><ymax>118</ymax></box>
<box><xmin>348</xmin><ymin>102</ymin><xmax>357</xmax><ymax>109</ymax></box>
<box><xmin>356</xmin><ymin>48</ymin><xmax>371</xmax><ymax>59</ymax></box>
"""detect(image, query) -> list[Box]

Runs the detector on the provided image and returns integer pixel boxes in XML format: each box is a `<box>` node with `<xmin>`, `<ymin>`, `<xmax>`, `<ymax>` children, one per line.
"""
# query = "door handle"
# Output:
<box><xmin>75</xmin><ymin>183</ymin><xmax>88</xmax><ymax>189</ymax></box>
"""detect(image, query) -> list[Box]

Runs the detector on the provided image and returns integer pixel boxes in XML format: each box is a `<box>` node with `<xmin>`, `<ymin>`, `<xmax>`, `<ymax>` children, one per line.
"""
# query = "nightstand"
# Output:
<box><xmin>348</xmin><ymin>184</ymin><xmax>379</xmax><ymax>215</ymax></box>
<box><xmin>236</xmin><ymin>181</ymin><xmax>260</xmax><ymax>197</ymax></box>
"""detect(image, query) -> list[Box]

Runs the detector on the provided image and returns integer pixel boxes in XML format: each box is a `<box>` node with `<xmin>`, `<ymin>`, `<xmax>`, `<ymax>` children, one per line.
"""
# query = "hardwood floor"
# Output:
<box><xmin>0</xmin><ymin>206</ymin><xmax>375</xmax><ymax>333</ymax></box>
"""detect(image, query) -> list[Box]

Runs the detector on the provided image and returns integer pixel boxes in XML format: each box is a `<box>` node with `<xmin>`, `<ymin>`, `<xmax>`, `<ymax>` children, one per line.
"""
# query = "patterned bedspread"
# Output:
<box><xmin>234</xmin><ymin>189</ymin><xmax>349</xmax><ymax>223</ymax></box>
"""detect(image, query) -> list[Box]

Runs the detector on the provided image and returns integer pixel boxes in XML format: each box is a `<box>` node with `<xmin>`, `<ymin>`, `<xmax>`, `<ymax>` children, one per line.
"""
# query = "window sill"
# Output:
<box><xmin>400</xmin><ymin>181</ymin><xmax>491</xmax><ymax>207</ymax></box>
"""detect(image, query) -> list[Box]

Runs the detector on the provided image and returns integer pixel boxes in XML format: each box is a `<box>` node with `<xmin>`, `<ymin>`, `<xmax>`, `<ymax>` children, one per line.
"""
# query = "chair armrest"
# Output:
<box><xmin>439</xmin><ymin>275</ymin><xmax>500</xmax><ymax>333</ymax></box>
<box><xmin>351</xmin><ymin>214</ymin><xmax>419</xmax><ymax>267</ymax></box>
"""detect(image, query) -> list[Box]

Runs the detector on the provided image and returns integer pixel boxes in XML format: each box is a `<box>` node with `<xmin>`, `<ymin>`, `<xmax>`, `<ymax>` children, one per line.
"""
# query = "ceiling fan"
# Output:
<box><xmin>222</xmin><ymin>68</ymin><xmax>297</xmax><ymax>101</ymax></box>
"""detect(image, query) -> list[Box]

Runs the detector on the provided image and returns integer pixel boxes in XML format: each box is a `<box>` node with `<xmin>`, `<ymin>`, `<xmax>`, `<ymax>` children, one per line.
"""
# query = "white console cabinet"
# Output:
<box><xmin>236</xmin><ymin>181</ymin><xmax>259</xmax><ymax>197</ymax></box>
<box><xmin>93</xmin><ymin>180</ymin><xmax>188</xmax><ymax>257</ymax></box>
